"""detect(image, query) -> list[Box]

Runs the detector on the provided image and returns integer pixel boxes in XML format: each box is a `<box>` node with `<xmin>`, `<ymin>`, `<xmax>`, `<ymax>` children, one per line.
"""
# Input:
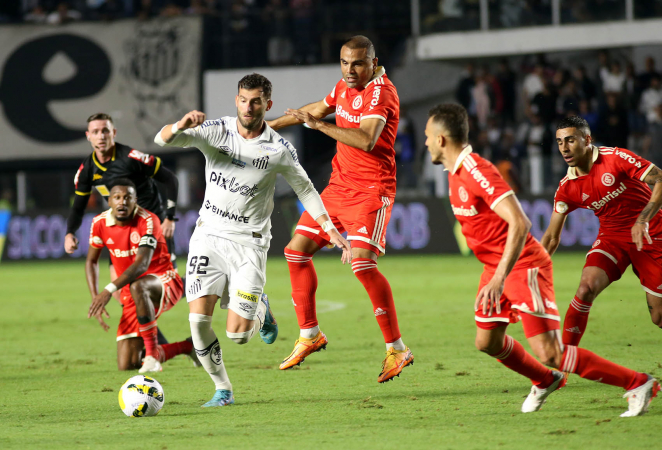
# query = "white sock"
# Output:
<box><xmin>256</xmin><ymin>299</ymin><xmax>267</xmax><ymax>330</ymax></box>
<box><xmin>189</xmin><ymin>313</ymin><xmax>232</xmax><ymax>391</ymax></box>
<box><xmin>386</xmin><ymin>338</ymin><xmax>406</xmax><ymax>351</ymax></box>
<box><xmin>300</xmin><ymin>325</ymin><xmax>320</xmax><ymax>339</ymax></box>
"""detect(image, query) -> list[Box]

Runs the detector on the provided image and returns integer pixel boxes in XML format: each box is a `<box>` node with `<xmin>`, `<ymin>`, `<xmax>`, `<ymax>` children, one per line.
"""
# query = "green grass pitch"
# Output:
<box><xmin>0</xmin><ymin>253</ymin><xmax>659</xmax><ymax>449</ymax></box>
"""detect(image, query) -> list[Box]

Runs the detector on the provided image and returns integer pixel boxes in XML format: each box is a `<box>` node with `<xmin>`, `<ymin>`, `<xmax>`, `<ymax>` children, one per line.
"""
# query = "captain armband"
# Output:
<box><xmin>139</xmin><ymin>234</ymin><xmax>158</xmax><ymax>249</ymax></box>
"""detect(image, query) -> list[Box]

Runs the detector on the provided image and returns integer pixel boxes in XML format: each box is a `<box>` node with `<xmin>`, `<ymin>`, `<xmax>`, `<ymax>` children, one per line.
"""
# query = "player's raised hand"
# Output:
<box><xmin>475</xmin><ymin>276</ymin><xmax>504</xmax><ymax>317</ymax></box>
<box><xmin>162</xmin><ymin>218</ymin><xmax>176</xmax><ymax>239</ymax></box>
<box><xmin>285</xmin><ymin>108</ymin><xmax>321</xmax><ymax>130</ymax></box>
<box><xmin>64</xmin><ymin>233</ymin><xmax>79</xmax><ymax>254</ymax></box>
<box><xmin>327</xmin><ymin>229</ymin><xmax>352</xmax><ymax>264</ymax></box>
<box><xmin>631</xmin><ymin>221</ymin><xmax>652</xmax><ymax>251</ymax></box>
<box><xmin>177</xmin><ymin>110</ymin><xmax>206</xmax><ymax>130</ymax></box>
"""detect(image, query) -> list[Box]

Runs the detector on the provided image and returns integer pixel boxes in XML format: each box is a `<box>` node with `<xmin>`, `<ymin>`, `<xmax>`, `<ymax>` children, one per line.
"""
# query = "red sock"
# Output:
<box><xmin>284</xmin><ymin>248</ymin><xmax>318</xmax><ymax>329</ymax></box>
<box><xmin>562</xmin><ymin>296</ymin><xmax>593</xmax><ymax>346</ymax></box>
<box><xmin>352</xmin><ymin>259</ymin><xmax>401</xmax><ymax>343</ymax></box>
<box><xmin>561</xmin><ymin>345</ymin><xmax>647</xmax><ymax>390</ymax></box>
<box><xmin>492</xmin><ymin>335</ymin><xmax>556</xmax><ymax>387</ymax></box>
<box><xmin>139</xmin><ymin>320</ymin><xmax>159</xmax><ymax>358</ymax></box>
<box><xmin>158</xmin><ymin>340</ymin><xmax>194</xmax><ymax>363</ymax></box>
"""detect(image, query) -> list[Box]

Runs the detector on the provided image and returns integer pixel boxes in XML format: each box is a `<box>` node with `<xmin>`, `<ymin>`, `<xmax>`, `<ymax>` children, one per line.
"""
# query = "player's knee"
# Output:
<box><xmin>226</xmin><ymin>329</ymin><xmax>253</xmax><ymax>345</ymax></box>
<box><xmin>649</xmin><ymin>309</ymin><xmax>662</xmax><ymax>327</ymax></box>
<box><xmin>475</xmin><ymin>337</ymin><xmax>499</xmax><ymax>354</ymax></box>
<box><xmin>576</xmin><ymin>281</ymin><xmax>599</xmax><ymax>302</ymax></box>
<box><xmin>539</xmin><ymin>351</ymin><xmax>562</xmax><ymax>369</ymax></box>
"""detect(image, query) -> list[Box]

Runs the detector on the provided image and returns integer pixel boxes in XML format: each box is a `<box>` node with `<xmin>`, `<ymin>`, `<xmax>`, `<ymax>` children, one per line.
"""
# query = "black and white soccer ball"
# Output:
<box><xmin>118</xmin><ymin>375</ymin><xmax>165</xmax><ymax>417</ymax></box>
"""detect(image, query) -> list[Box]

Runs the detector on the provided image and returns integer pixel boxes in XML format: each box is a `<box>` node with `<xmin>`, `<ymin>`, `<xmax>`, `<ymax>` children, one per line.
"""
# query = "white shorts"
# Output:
<box><xmin>186</xmin><ymin>229</ymin><xmax>266</xmax><ymax>320</ymax></box>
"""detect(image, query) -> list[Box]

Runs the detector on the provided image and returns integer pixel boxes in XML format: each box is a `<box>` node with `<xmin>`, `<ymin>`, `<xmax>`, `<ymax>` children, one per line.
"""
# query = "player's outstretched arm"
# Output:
<box><xmin>156</xmin><ymin>110</ymin><xmax>206</xmax><ymax>145</ymax></box>
<box><xmin>85</xmin><ymin>245</ymin><xmax>111</xmax><ymax>331</ymax></box>
<box><xmin>267</xmin><ymin>100</ymin><xmax>333</xmax><ymax>131</ymax></box>
<box><xmin>475</xmin><ymin>195</ymin><xmax>531</xmax><ymax>317</ymax></box>
<box><xmin>541</xmin><ymin>211</ymin><xmax>567</xmax><ymax>256</ymax></box>
<box><xmin>633</xmin><ymin>165</ymin><xmax>662</xmax><ymax>250</ymax></box>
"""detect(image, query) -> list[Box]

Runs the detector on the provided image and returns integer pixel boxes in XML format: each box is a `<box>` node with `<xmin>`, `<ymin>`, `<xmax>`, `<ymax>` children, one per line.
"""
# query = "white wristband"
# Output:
<box><xmin>104</xmin><ymin>283</ymin><xmax>118</xmax><ymax>294</ymax></box>
<box><xmin>321</xmin><ymin>220</ymin><xmax>335</xmax><ymax>233</ymax></box>
<box><xmin>171</xmin><ymin>123</ymin><xmax>183</xmax><ymax>135</ymax></box>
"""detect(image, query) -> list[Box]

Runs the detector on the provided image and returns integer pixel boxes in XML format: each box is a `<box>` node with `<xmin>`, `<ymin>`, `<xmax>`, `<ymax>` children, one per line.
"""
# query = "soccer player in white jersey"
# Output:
<box><xmin>154</xmin><ymin>73</ymin><xmax>352</xmax><ymax>407</ymax></box>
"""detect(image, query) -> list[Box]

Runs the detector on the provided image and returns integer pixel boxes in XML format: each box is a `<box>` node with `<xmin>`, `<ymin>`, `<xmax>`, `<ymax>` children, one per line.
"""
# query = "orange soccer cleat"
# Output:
<box><xmin>378</xmin><ymin>347</ymin><xmax>414</xmax><ymax>383</ymax></box>
<box><xmin>279</xmin><ymin>331</ymin><xmax>328</xmax><ymax>370</ymax></box>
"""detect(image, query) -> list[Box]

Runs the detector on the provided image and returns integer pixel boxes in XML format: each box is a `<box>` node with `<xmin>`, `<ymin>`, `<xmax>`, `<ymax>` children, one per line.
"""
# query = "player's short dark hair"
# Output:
<box><xmin>342</xmin><ymin>35</ymin><xmax>375</xmax><ymax>59</ymax></box>
<box><xmin>238</xmin><ymin>73</ymin><xmax>272</xmax><ymax>100</ymax></box>
<box><xmin>86</xmin><ymin>113</ymin><xmax>114</xmax><ymax>124</ymax></box>
<box><xmin>557</xmin><ymin>115</ymin><xmax>591</xmax><ymax>136</ymax></box>
<box><xmin>428</xmin><ymin>103</ymin><xmax>469</xmax><ymax>144</ymax></box>
<box><xmin>110</xmin><ymin>178</ymin><xmax>137</xmax><ymax>192</ymax></box>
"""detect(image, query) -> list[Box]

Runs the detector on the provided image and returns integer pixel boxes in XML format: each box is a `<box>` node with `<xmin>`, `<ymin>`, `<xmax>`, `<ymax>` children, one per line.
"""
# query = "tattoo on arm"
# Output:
<box><xmin>645</xmin><ymin>166</ymin><xmax>662</xmax><ymax>184</ymax></box>
<box><xmin>637</xmin><ymin>203</ymin><xmax>655</xmax><ymax>224</ymax></box>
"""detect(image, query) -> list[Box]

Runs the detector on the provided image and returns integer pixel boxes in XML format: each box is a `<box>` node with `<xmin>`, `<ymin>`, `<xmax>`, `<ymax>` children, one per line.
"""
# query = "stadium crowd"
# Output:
<box><xmin>453</xmin><ymin>51</ymin><xmax>662</xmax><ymax>194</ymax></box>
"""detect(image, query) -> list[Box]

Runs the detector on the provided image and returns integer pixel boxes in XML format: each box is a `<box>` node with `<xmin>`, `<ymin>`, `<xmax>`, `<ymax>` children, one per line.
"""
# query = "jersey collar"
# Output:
<box><xmin>566</xmin><ymin>145</ymin><xmax>599</xmax><ymax>180</ymax></box>
<box><xmin>92</xmin><ymin>146</ymin><xmax>116</xmax><ymax>171</ymax></box>
<box><xmin>105</xmin><ymin>205</ymin><xmax>139</xmax><ymax>226</ymax></box>
<box><xmin>450</xmin><ymin>145</ymin><xmax>474</xmax><ymax>175</ymax></box>
<box><xmin>364</xmin><ymin>66</ymin><xmax>386</xmax><ymax>88</ymax></box>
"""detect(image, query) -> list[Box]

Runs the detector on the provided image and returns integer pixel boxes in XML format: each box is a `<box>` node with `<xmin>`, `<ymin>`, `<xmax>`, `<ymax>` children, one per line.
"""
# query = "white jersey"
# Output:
<box><xmin>155</xmin><ymin>116</ymin><xmax>327</xmax><ymax>250</ymax></box>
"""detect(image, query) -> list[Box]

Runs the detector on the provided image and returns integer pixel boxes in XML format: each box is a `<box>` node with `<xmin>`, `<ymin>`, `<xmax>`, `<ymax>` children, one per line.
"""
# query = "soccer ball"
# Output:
<box><xmin>118</xmin><ymin>375</ymin><xmax>165</xmax><ymax>417</ymax></box>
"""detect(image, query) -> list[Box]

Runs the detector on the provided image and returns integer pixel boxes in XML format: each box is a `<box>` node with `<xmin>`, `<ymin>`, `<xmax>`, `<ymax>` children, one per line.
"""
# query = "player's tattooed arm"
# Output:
<box><xmin>633</xmin><ymin>166</ymin><xmax>662</xmax><ymax>250</ymax></box>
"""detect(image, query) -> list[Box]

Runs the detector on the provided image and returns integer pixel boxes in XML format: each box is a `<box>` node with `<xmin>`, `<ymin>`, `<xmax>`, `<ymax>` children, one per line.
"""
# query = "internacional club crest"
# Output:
<box><xmin>601</xmin><ymin>172</ymin><xmax>615</xmax><ymax>186</ymax></box>
<box><xmin>459</xmin><ymin>186</ymin><xmax>469</xmax><ymax>202</ymax></box>
<box><xmin>352</xmin><ymin>95</ymin><xmax>363</xmax><ymax>110</ymax></box>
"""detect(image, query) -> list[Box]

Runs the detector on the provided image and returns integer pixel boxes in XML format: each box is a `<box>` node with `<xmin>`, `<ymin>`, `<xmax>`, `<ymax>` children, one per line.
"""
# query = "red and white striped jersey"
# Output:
<box><xmin>554</xmin><ymin>145</ymin><xmax>661</xmax><ymax>237</ymax></box>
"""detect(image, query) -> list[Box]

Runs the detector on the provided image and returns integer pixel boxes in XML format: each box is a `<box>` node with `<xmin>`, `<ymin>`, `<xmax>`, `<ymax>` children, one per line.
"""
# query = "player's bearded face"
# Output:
<box><xmin>556</xmin><ymin>127</ymin><xmax>590</xmax><ymax>167</ymax></box>
<box><xmin>236</xmin><ymin>89</ymin><xmax>271</xmax><ymax>131</ymax></box>
<box><xmin>86</xmin><ymin>120</ymin><xmax>116</xmax><ymax>153</ymax></box>
<box><xmin>109</xmin><ymin>186</ymin><xmax>137</xmax><ymax>222</ymax></box>
<box><xmin>340</xmin><ymin>47</ymin><xmax>377</xmax><ymax>88</ymax></box>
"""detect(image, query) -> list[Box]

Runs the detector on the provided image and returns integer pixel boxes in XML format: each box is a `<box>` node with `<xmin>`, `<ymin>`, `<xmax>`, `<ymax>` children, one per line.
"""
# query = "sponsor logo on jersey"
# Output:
<box><xmin>615</xmin><ymin>149</ymin><xmax>643</xmax><ymax>168</ymax></box>
<box><xmin>204</xmin><ymin>200</ymin><xmax>250</xmax><ymax>223</ymax></box>
<box><xmin>252</xmin><ymin>156</ymin><xmax>269</xmax><ymax>170</ymax></box>
<box><xmin>369</xmin><ymin>86</ymin><xmax>381</xmax><ymax>111</ymax></box>
<box><xmin>544</xmin><ymin>298</ymin><xmax>558</xmax><ymax>310</ymax></box>
<box><xmin>238</xmin><ymin>302</ymin><xmax>253</xmax><ymax>314</ymax></box>
<box><xmin>95</xmin><ymin>185</ymin><xmax>110</xmax><ymax>196</ymax></box>
<box><xmin>112</xmin><ymin>247</ymin><xmax>140</xmax><ymax>258</ymax></box>
<box><xmin>352</xmin><ymin>95</ymin><xmax>363</xmax><ymax>110</ymax></box>
<box><xmin>468</xmin><ymin>166</ymin><xmax>495</xmax><ymax>195</ymax></box>
<box><xmin>601</xmin><ymin>172</ymin><xmax>615</xmax><ymax>187</ymax></box>
<box><xmin>128</xmin><ymin>149</ymin><xmax>154</xmax><ymax>166</ymax></box>
<box><xmin>130</xmin><ymin>231</ymin><xmax>141</xmax><ymax>244</ymax></box>
<box><xmin>459</xmin><ymin>186</ymin><xmax>469</xmax><ymax>202</ymax></box>
<box><xmin>357</xmin><ymin>226</ymin><xmax>368</xmax><ymax>234</ymax></box>
<box><xmin>278</xmin><ymin>137</ymin><xmax>300</xmax><ymax>166</ymax></box>
<box><xmin>106</xmin><ymin>237</ymin><xmax>115</xmax><ymax>245</ymax></box>
<box><xmin>336</xmin><ymin>105</ymin><xmax>360</xmax><ymax>124</ymax></box>
<box><xmin>209</xmin><ymin>171</ymin><xmax>259</xmax><ymax>197</ymax></box>
<box><xmin>93</xmin><ymin>173</ymin><xmax>103</xmax><ymax>181</ymax></box>
<box><xmin>588</xmin><ymin>182</ymin><xmax>627</xmax><ymax>210</ymax></box>
<box><xmin>592</xmin><ymin>239</ymin><xmax>601</xmax><ymax>248</ymax></box>
<box><xmin>374</xmin><ymin>307</ymin><xmax>386</xmax><ymax>316</ymax></box>
<box><xmin>200</xmin><ymin>119</ymin><xmax>223</xmax><ymax>129</ymax></box>
<box><xmin>582</xmin><ymin>193</ymin><xmax>590</xmax><ymax>202</ymax></box>
<box><xmin>237</xmin><ymin>290</ymin><xmax>259</xmax><ymax>302</ymax></box>
<box><xmin>231</xmin><ymin>158</ymin><xmax>246</xmax><ymax>169</ymax></box>
<box><xmin>555</xmin><ymin>201</ymin><xmax>568</xmax><ymax>214</ymax></box>
<box><xmin>218</xmin><ymin>146</ymin><xmax>232</xmax><ymax>156</ymax></box>
<box><xmin>260</xmin><ymin>145</ymin><xmax>277</xmax><ymax>152</ymax></box>
<box><xmin>452</xmin><ymin>205</ymin><xmax>478</xmax><ymax>217</ymax></box>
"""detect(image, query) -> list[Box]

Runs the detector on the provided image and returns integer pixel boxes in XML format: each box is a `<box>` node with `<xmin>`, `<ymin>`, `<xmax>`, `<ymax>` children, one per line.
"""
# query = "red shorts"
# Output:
<box><xmin>117</xmin><ymin>270</ymin><xmax>183</xmax><ymax>341</ymax></box>
<box><xmin>295</xmin><ymin>184</ymin><xmax>394</xmax><ymax>256</ymax></box>
<box><xmin>475</xmin><ymin>262</ymin><xmax>560</xmax><ymax>338</ymax></box>
<box><xmin>586</xmin><ymin>236</ymin><xmax>662</xmax><ymax>298</ymax></box>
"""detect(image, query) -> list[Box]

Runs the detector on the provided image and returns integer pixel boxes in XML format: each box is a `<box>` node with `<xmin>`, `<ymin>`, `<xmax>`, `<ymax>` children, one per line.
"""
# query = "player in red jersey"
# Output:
<box><xmin>268</xmin><ymin>36</ymin><xmax>412</xmax><ymax>382</ymax></box>
<box><xmin>542</xmin><ymin>115</ymin><xmax>662</xmax><ymax>346</ymax></box>
<box><xmin>426</xmin><ymin>104</ymin><xmax>658</xmax><ymax>417</ymax></box>
<box><xmin>86</xmin><ymin>179</ymin><xmax>195</xmax><ymax>373</ymax></box>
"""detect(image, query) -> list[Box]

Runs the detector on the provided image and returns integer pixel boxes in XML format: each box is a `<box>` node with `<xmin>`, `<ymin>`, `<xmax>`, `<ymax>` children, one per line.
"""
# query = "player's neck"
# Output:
<box><xmin>445</xmin><ymin>146</ymin><xmax>465</xmax><ymax>171</ymax></box>
<box><xmin>237</xmin><ymin>120</ymin><xmax>265</xmax><ymax>140</ymax></box>
<box><xmin>575</xmin><ymin>152</ymin><xmax>594</xmax><ymax>176</ymax></box>
<box><xmin>95</xmin><ymin>145</ymin><xmax>115</xmax><ymax>164</ymax></box>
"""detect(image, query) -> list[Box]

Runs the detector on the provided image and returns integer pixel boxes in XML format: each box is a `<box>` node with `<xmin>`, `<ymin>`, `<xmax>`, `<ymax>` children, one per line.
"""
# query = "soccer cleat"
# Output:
<box><xmin>139</xmin><ymin>355</ymin><xmax>163</xmax><ymax>374</ymax></box>
<box><xmin>201</xmin><ymin>389</ymin><xmax>235</xmax><ymax>408</ymax></box>
<box><xmin>279</xmin><ymin>331</ymin><xmax>328</xmax><ymax>370</ymax></box>
<box><xmin>259</xmin><ymin>294</ymin><xmax>278</xmax><ymax>345</ymax></box>
<box><xmin>378</xmin><ymin>347</ymin><xmax>414</xmax><ymax>383</ymax></box>
<box><xmin>186</xmin><ymin>337</ymin><xmax>202</xmax><ymax>368</ymax></box>
<box><xmin>620</xmin><ymin>375</ymin><xmax>660</xmax><ymax>417</ymax></box>
<box><xmin>521</xmin><ymin>371</ymin><xmax>566</xmax><ymax>413</ymax></box>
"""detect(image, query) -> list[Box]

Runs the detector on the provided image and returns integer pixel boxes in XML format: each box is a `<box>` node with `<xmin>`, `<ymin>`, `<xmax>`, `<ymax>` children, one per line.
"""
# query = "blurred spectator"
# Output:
<box><xmin>531</xmin><ymin>80</ymin><xmax>557</xmax><ymax>124</ymax></box>
<box><xmin>471</xmin><ymin>69</ymin><xmax>491</xmax><ymax>128</ymax></box>
<box><xmin>46</xmin><ymin>2</ymin><xmax>82</xmax><ymax>24</ymax></box>
<box><xmin>597</xmin><ymin>93</ymin><xmax>629</xmax><ymax>148</ymax></box>
<box><xmin>24</xmin><ymin>4</ymin><xmax>48</xmax><ymax>22</ymax></box>
<box><xmin>637</xmin><ymin>56</ymin><xmax>660</xmax><ymax>91</ymax></box>
<box><xmin>643</xmin><ymin>104</ymin><xmax>662</xmax><ymax>167</ymax></box>
<box><xmin>497</xmin><ymin>59</ymin><xmax>517</xmax><ymax>124</ymax></box>
<box><xmin>558</xmin><ymin>78</ymin><xmax>580</xmax><ymax>116</ymax></box>
<box><xmin>185</xmin><ymin>0</ymin><xmax>218</xmax><ymax>15</ymax></box>
<box><xmin>290</xmin><ymin>0</ymin><xmax>316</xmax><ymax>64</ymax></box>
<box><xmin>484</xmin><ymin>67</ymin><xmax>504</xmax><ymax>116</ymax></box>
<box><xmin>601</xmin><ymin>61</ymin><xmax>626</xmax><ymax>95</ymax></box>
<box><xmin>640</xmin><ymin>75</ymin><xmax>662</xmax><ymax>124</ymax></box>
<box><xmin>517</xmin><ymin>112</ymin><xmax>553</xmax><ymax>194</ymax></box>
<box><xmin>573</xmin><ymin>65</ymin><xmax>597</xmax><ymax>101</ymax></box>
<box><xmin>89</xmin><ymin>0</ymin><xmax>126</xmax><ymax>20</ymax></box>
<box><xmin>160</xmin><ymin>1</ymin><xmax>183</xmax><ymax>17</ymax></box>
<box><xmin>579</xmin><ymin>98</ymin><xmax>599</xmax><ymax>131</ymax></box>
<box><xmin>523</xmin><ymin>63</ymin><xmax>545</xmax><ymax>102</ymax></box>
<box><xmin>494</xmin><ymin>128</ymin><xmax>522</xmax><ymax>193</ymax></box>
<box><xmin>455</xmin><ymin>63</ymin><xmax>476</xmax><ymax>110</ymax></box>
<box><xmin>395</xmin><ymin>111</ymin><xmax>417</xmax><ymax>189</ymax></box>
<box><xmin>263</xmin><ymin>0</ymin><xmax>293</xmax><ymax>65</ymax></box>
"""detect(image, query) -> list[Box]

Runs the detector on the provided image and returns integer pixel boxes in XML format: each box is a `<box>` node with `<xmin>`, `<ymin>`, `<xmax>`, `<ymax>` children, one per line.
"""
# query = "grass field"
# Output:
<box><xmin>0</xmin><ymin>253</ymin><xmax>660</xmax><ymax>449</ymax></box>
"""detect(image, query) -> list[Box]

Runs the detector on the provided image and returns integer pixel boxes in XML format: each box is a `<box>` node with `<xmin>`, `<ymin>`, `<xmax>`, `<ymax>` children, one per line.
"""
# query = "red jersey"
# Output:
<box><xmin>89</xmin><ymin>206</ymin><xmax>174</xmax><ymax>276</ymax></box>
<box><xmin>449</xmin><ymin>147</ymin><xmax>549</xmax><ymax>268</ymax></box>
<box><xmin>554</xmin><ymin>146</ymin><xmax>660</xmax><ymax>238</ymax></box>
<box><xmin>323</xmin><ymin>67</ymin><xmax>399</xmax><ymax>197</ymax></box>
